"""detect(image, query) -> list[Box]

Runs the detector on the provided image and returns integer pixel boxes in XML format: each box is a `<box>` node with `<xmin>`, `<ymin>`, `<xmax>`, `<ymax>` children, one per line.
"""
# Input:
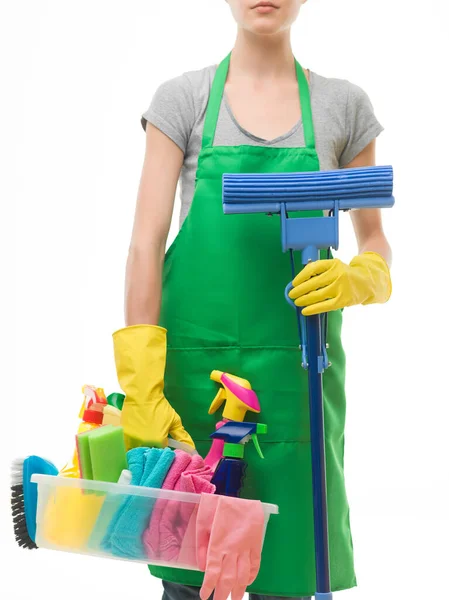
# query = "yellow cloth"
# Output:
<box><xmin>113</xmin><ymin>324</ymin><xmax>195</xmax><ymax>450</ymax></box>
<box><xmin>42</xmin><ymin>486</ymin><xmax>104</xmax><ymax>550</ymax></box>
<box><xmin>289</xmin><ymin>251</ymin><xmax>392</xmax><ymax>316</ymax></box>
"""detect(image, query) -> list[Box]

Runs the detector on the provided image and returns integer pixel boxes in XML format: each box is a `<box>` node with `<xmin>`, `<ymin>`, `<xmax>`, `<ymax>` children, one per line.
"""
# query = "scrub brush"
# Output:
<box><xmin>11</xmin><ymin>455</ymin><xmax>58</xmax><ymax>549</ymax></box>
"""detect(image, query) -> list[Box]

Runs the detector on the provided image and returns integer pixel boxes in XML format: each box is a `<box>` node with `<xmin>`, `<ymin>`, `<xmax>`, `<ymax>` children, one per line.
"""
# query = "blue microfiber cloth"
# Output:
<box><xmin>104</xmin><ymin>447</ymin><xmax>175</xmax><ymax>559</ymax></box>
<box><xmin>99</xmin><ymin>447</ymin><xmax>148</xmax><ymax>553</ymax></box>
<box><xmin>87</xmin><ymin>469</ymin><xmax>132</xmax><ymax>552</ymax></box>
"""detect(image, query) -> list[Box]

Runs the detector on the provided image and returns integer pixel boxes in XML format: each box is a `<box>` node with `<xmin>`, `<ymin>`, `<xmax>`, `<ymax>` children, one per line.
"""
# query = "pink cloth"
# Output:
<box><xmin>143</xmin><ymin>452</ymin><xmax>215</xmax><ymax>563</ymax></box>
<box><xmin>143</xmin><ymin>450</ymin><xmax>192</xmax><ymax>559</ymax></box>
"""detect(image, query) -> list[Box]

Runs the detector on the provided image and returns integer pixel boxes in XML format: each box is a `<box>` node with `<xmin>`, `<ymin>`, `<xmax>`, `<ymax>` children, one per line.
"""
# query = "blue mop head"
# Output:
<box><xmin>223</xmin><ymin>165</ymin><xmax>394</xmax><ymax>214</ymax></box>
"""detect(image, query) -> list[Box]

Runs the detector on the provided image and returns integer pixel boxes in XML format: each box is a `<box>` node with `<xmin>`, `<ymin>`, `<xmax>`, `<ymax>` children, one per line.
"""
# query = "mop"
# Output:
<box><xmin>222</xmin><ymin>165</ymin><xmax>395</xmax><ymax>600</ymax></box>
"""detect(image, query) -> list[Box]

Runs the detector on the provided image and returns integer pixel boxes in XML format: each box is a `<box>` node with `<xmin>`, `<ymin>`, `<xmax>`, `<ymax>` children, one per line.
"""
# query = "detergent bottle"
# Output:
<box><xmin>210</xmin><ymin>421</ymin><xmax>267</xmax><ymax>497</ymax></box>
<box><xmin>205</xmin><ymin>371</ymin><xmax>261</xmax><ymax>471</ymax></box>
<box><xmin>59</xmin><ymin>385</ymin><xmax>108</xmax><ymax>478</ymax></box>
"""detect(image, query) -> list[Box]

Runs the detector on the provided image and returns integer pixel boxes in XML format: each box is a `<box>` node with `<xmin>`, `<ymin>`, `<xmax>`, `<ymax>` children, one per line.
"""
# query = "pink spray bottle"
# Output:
<box><xmin>204</xmin><ymin>370</ymin><xmax>261</xmax><ymax>472</ymax></box>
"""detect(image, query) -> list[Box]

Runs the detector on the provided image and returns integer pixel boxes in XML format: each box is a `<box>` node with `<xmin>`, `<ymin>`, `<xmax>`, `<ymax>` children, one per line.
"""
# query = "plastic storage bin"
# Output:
<box><xmin>32</xmin><ymin>474</ymin><xmax>279</xmax><ymax>570</ymax></box>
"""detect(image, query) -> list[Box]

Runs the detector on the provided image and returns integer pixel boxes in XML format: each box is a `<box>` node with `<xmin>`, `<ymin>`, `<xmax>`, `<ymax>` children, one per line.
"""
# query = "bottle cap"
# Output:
<box><xmin>107</xmin><ymin>392</ymin><xmax>125</xmax><ymax>411</ymax></box>
<box><xmin>82</xmin><ymin>408</ymin><xmax>104</xmax><ymax>425</ymax></box>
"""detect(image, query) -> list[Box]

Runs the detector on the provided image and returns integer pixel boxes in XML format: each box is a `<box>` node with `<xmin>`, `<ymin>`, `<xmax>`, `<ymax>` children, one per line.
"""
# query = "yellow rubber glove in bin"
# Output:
<box><xmin>113</xmin><ymin>324</ymin><xmax>194</xmax><ymax>450</ymax></box>
<box><xmin>289</xmin><ymin>251</ymin><xmax>392</xmax><ymax>316</ymax></box>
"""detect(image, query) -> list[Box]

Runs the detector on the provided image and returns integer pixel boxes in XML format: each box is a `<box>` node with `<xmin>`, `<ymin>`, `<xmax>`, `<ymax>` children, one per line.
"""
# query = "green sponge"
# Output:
<box><xmin>77</xmin><ymin>425</ymin><xmax>128</xmax><ymax>483</ymax></box>
<box><xmin>76</xmin><ymin>431</ymin><xmax>94</xmax><ymax>480</ymax></box>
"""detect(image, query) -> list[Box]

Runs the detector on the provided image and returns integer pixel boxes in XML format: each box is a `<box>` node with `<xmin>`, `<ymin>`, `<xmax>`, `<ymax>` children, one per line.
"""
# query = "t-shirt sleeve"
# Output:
<box><xmin>141</xmin><ymin>74</ymin><xmax>195</xmax><ymax>154</ymax></box>
<box><xmin>339</xmin><ymin>82</ymin><xmax>384</xmax><ymax>167</ymax></box>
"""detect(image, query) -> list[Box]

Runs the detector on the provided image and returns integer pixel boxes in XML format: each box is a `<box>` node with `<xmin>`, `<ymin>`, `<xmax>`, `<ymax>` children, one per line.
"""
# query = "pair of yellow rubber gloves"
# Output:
<box><xmin>116</xmin><ymin>252</ymin><xmax>391</xmax><ymax>449</ymax></box>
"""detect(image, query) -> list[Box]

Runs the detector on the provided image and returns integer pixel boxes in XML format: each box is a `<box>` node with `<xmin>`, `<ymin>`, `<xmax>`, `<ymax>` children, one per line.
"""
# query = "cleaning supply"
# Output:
<box><xmin>222</xmin><ymin>164</ymin><xmax>395</xmax><ymax>598</ymax></box>
<box><xmin>158</xmin><ymin>455</ymin><xmax>215</xmax><ymax>561</ymax></box>
<box><xmin>102</xmin><ymin>405</ymin><xmax>122</xmax><ymax>426</ymax></box>
<box><xmin>204</xmin><ymin>420</ymin><xmax>227</xmax><ymax>472</ymax></box>
<box><xmin>209</xmin><ymin>371</ymin><xmax>261</xmax><ymax>421</ymax></box>
<box><xmin>81</xmin><ymin>384</ymin><xmax>108</xmax><ymax>421</ymax></box>
<box><xmin>102</xmin><ymin>447</ymin><xmax>175</xmax><ymax>559</ymax></box>
<box><xmin>288</xmin><ymin>251</ymin><xmax>392</xmax><ymax>315</ymax></box>
<box><xmin>88</xmin><ymin>469</ymin><xmax>132</xmax><ymax>551</ymax></box>
<box><xmin>59</xmin><ymin>385</ymin><xmax>108</xmax><ymax>478</ymax></box>
<box><xmin>113</xmin><ymin>324</ymin><xmax>194</xmax><ymax>450</ymax></box>
<box><xmin>76</xmin><ymin>431</ymin><xmax>94</xmax><ymax>480</ymax></box>
<box><xmin>76</xmin><ymin>425</ymin><xmax>128</xmax><ymax>483</ymax></box>
<box><xmin>196</xmin><ymin>493</ymin><xmax>220</xmax><ymax>572</ymax></box>
<box><xmin>144</xmin><ymin>450</ymin><xmax>193</xmax><ymax>559</ymax></box>
<box><xmin>211</xmin><ymin>422</ymin><xmax>267</xmax><ymax>497</ymax></box>
<box><xmin>205</xmin><ymin>371</ymin><xmax>261</xmax><ymax>471</ymax></box>
<box><xmin>107</xmin><ymin>392</ymin><xmax>125</xmax><ymax>411</ymax></box>
<box><xmin>198</xmin><ymin>494</ymin><xmax>265</xmax><ymax>600</ymax></box>
<box><xmin>98</xmin><ymin>447</ymin><xmax>154</xmax><ymax>553</ymax></box>
<box><xmin>41</xmin><ymin>484</ymin><xmax>105</xmax><ymax>550</ymax></box>
<box><xmin>10</xmin><ymin>456</ymin><xmax>58</xmax><ymax>549</ymax></box>
<box><xmin>144</xmin><ymin>452</ymin><xmax>215</xmax><ymax>562</ymax></box>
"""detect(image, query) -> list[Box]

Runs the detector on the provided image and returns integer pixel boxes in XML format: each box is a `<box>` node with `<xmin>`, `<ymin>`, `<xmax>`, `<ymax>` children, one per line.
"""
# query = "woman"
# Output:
<box><xmin>113</xmin><ymin>1</ymin><xmax>392</xmax><ymax>599</ymax></box>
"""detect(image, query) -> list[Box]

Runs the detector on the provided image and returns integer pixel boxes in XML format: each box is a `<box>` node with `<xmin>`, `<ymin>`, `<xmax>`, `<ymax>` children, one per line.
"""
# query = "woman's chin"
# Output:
<box><xmin>245</xmin><ymin>18</ymin><xmax>286</xmax><ymax>35</ymax></box>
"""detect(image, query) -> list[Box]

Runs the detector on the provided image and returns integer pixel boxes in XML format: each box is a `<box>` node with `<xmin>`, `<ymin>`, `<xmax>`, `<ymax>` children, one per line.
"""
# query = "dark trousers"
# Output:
<box><xmin>162</xmin><ymin>581</ymin><xmax>312</xmax><ymax>600</ymax></box>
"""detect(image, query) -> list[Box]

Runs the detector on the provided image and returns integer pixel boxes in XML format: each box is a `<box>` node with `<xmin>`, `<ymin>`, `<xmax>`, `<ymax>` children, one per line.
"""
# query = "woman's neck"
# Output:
<box><xmin>230</xmin><ymin>28</ymin><xmax>295</xmax><ymax>80</ymax></box>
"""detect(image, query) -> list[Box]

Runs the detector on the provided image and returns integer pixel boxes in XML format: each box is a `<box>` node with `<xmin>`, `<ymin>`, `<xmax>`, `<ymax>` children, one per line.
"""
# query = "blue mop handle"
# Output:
<box><xmin>287</xmin><ymin>256</ymin><xmax>333</xmax><ymax>600</ymax></box>
<box><xmin>307</xmin><ymin>312</ymin><xmax>332</xmax><ymax>600</ymax></box>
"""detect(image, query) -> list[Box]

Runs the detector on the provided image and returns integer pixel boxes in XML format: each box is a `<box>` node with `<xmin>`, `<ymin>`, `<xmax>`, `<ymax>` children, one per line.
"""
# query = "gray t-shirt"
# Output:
<box><xmin>141</xmin><ymin>65</ymin><xmax>383</xmax><ymax>228</ymax></box>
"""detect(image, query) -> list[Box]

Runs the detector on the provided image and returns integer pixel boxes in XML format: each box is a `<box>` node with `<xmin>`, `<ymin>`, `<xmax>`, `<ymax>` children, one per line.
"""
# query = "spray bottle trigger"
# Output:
<box><xmin>208</xmin><ymin>387</ymin><xmax>226</xmax><ymax>415</ymax></box>
<box><xmin>251</xmin><ymin>434</ymin><xmax>264</xmax><ymax>459</ymax></box>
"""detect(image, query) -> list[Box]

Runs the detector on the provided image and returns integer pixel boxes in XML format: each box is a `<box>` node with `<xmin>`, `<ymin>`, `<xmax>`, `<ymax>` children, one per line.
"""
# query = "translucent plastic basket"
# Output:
<box><xmin>32</xmin><ymin>474</ymin><xmax>278</xmax><ymax>570</ymax></box>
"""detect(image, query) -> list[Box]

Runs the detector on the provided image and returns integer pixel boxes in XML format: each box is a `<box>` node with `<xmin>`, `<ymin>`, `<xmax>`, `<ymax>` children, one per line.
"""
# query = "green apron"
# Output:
<box><xmin>150</xmin><ymin>53</ymin><xmax>356</xmax><ymax>598</ymax></box>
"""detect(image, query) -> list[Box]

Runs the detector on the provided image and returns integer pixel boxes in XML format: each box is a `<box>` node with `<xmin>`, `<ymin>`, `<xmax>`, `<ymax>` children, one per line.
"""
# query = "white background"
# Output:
<box><xmin>2</xmin><ymin>0</ymin><xmax>449</xmax><ymax>598</ymax></box>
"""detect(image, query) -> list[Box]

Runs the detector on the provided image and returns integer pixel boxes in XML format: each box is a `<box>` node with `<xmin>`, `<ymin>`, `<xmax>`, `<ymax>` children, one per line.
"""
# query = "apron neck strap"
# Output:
<box><xmin>295</xmin><ymin>60</ymin><xmax>315</xmax><ymax>150</ymax></box>
<box><xmin>201</xmin><ymin>52</ymin><xmax>316</xmax><ymax>151</ymax></box>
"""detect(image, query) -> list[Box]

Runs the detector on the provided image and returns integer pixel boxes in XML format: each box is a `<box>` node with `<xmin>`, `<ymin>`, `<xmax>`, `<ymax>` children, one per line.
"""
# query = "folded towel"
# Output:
<box><xmin>102</xmin><ymin>447</ymin><xmax>175</xmax><ymax>559</ymax></box>
<box><xmin>143</xmin><ymin>452</ymin><xmax>215</xmax><ymax>563</ymax></box>
<box><xmin>144</xmin><ymin>450</ymin><xmax>193</xmax><ymax>559</ymax></box>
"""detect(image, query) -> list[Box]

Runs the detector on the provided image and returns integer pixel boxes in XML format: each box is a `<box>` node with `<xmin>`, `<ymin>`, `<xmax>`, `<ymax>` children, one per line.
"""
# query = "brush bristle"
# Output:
<box><xmin>10</xmin><ymin>459</ymin><xmax>38</xmax><ymax>550</ymax></box>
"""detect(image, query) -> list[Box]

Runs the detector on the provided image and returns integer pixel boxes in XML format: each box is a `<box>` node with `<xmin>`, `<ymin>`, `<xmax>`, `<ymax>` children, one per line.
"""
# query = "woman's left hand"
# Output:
<box><xmin>288</xmin><ymin>251</ymin><xmax>392</xmax><ymax>316</ymax></box>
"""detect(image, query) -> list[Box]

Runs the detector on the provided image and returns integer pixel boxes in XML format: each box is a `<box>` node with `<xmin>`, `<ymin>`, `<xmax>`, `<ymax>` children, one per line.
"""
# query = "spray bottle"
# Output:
<box><xmin>59</xmin><ymin>385</ymin><xmax>108</xmax><ymax>478</ymax></box>
<box><xmin>205</xmin><ymin>371</ymin><xmax>261</xmax><ymax>471</ymax></box>
<box><xmin>210</xmin><ymin>421</ymin><xmax>267</xmax><ymax>497</ymax></box>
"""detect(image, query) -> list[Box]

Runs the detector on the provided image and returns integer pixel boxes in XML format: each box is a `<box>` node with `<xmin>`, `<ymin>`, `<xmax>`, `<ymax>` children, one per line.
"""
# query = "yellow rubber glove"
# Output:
<box><xmin>288</xmin><ymin>251</ymin><xmax>392</xmax><ymax>316</ymax></box>
<box><xmin>113</xmin><ymin>324</ymin><xmax>195</xmax><ymax>450</ymax></box>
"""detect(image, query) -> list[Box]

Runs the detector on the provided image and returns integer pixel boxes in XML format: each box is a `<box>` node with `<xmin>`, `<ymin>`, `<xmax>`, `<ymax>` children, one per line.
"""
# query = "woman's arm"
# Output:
<box><xmin>345</xmin><ymin>139</ymin><xmax>393</xmax><ymax>267</ymax></box>
<box><xmin>125</xmin><ymin>124</ymin><xmax>184</xmax><ymax>326</ymax></box>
